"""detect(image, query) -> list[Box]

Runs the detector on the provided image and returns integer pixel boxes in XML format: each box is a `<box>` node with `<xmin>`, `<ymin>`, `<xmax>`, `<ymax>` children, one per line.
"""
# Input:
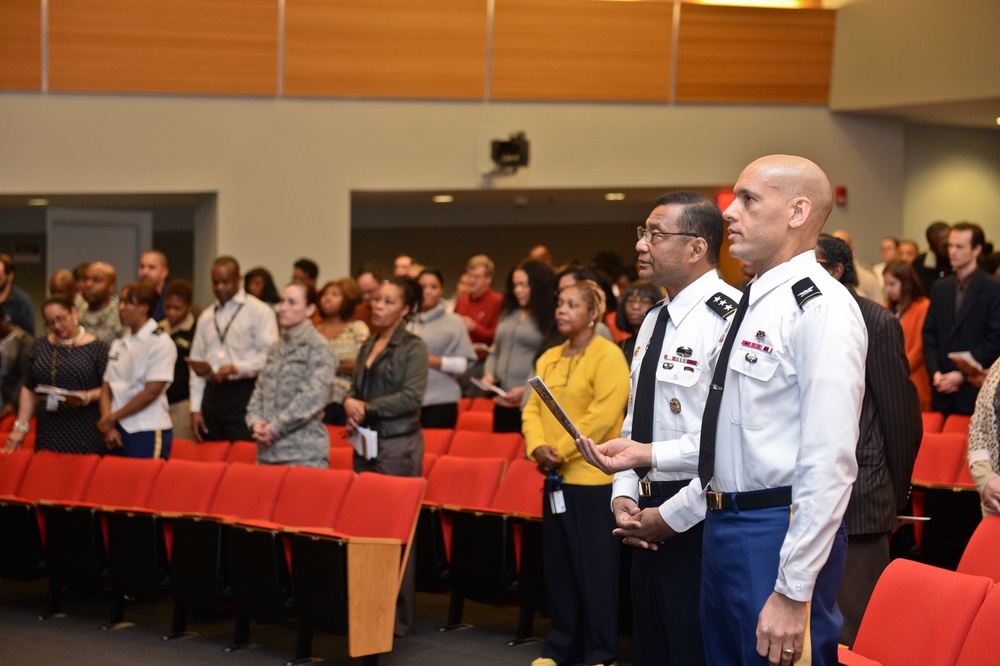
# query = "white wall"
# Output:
<box><xmin>904</xmin><ymin>125</ymin><xmax>1000</xmax><ymax>246</ymax></box>
<box><xmin>1</xmin><ymin>93</ymin><xmax>907</xmax><ymax>302</ymax></box>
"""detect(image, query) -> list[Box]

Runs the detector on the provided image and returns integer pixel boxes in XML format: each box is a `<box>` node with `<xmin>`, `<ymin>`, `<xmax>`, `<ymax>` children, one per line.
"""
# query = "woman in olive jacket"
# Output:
<box><xmin>343</xmin><ymin>276</ymin><xmax>428</xmax><ymax>638</ymax></box>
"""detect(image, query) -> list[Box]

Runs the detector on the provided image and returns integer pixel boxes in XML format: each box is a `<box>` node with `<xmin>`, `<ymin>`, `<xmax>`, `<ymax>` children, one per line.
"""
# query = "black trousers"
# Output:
<box><xmin>541</xmin><ymin>483</ymin><xmax>620</xmax><ymax>666</ymax></box>
<box><xmin>201</xmin><ymin>378</ymin><xmax>256</xmax><ymax>442</ymax></box>
<box><xmin>631</xmin><ymin>492</ymin><xmax>706</xmax><ymax>666</ymax></box>
<box><xmin>420</xmin><ymin>403</ymin><xmax>458</xmax><ymax>429</ymax></box>
<box><xmin>493</xmin><ymin>404</ymin><xmax>522</xmax><ymax>433</ymax></box>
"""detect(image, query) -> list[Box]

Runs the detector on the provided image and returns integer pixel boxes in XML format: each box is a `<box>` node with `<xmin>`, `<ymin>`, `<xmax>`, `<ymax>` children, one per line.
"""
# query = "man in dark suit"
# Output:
<box><xmin>816</xmin><ymin>235</ymin><xmax>923</xmax><ymax>646</ymax></box>
<box><xmin>923</xmin><ymin>222</ymin><xmax>1000</xmax><ymax>415</ymax></box>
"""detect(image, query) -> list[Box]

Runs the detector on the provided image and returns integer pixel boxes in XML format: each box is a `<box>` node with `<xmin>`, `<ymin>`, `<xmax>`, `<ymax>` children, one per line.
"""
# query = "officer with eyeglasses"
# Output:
<box><xmin>578</xmin><ymin>191</ymin><xmax>741</xmax><ymax>666</ymax></box>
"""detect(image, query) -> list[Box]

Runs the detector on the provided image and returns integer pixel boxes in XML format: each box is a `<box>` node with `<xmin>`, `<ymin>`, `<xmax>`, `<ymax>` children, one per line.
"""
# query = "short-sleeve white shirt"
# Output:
<box><xmin>104</xmin><ymin>318</ymin><xmax>176</xmax><ymax>433</ymax></box>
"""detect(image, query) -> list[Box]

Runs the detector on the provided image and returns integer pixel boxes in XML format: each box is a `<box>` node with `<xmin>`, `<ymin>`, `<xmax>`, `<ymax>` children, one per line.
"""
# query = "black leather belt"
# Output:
<box><xmin>638</xmin><ymin>479</ymin><xmax>690</xmax><ymax>499</ymax></box>
<box><xmin>706</xmin><ymin>486</ymin><xmax>792</xmax><ymax>511</ymax></box>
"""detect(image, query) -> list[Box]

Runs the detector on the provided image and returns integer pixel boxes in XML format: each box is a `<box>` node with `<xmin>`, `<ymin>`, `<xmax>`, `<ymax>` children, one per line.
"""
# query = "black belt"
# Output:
<box><xmin>706</xmin><ymin>486</ymin><xmax>792</xmax><ymax>511</ymax></box>
<box><xmin>638</xmin><ymin>479</ymin><xmax>691</xmax><ymax>499</ymax></box>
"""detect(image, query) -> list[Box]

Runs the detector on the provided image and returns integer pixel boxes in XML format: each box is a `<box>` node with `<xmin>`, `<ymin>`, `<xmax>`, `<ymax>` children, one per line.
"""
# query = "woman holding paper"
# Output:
<box><xmin>5</xmin><ymin>295</ymin><xmax>109</xmax><ymax>454</ymax></box>
<box><xmin>480</xmin><ymin>258</ymin><xmax>556</xmax><ymax>433</ymax></box>
<box><xmin>522</xmin><ymin>279</ymin><xmax>630</xmax><ymax>666</ymax></box>
<box><xmin>246</xmin><ymin>281</ymin><xmax>337</xmax><ymax>468</ymax></box>
<box><xmin>343</xmin><ymin>276</ymin><xmax>427</xmax><ymax>636</ymax></box>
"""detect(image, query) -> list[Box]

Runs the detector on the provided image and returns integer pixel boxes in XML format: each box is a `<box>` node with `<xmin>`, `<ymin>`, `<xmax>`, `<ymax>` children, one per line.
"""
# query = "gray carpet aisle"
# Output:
<box><xmin>1</xmin><ymin>578</ymin><xmax>629</xmax><ymax>665</ymax></box>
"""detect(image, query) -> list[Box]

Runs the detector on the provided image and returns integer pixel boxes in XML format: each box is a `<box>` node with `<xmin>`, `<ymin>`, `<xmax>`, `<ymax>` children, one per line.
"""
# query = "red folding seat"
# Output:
<box><xmin>166</xmin><ymin>463</ymin><xmax>290</xmax><ymax>638</ymax></box>
<box><xmin>326</xmin><ymin>424</ymin><xmax>350</xmax><ymax>447</ymax></box>
<box><xmin>445</xmin><ymin>458</ymin><xmax>545</xmax><ymax>639</ymax></box>
<box><xmin>956</xmin><ymin>585</ymin><xmax>1000</xmax><ymax>665</ymax></box>
<box><xmin>288</xmin><ymin>472</ymin><xmax>426</xmax><ymax>662</ymax></box>
<box><xmin>0</xmin><ymin>451</ymin><xmax>100</xmax><ymax>581</ymax></box>
<box><xmin>41</xmin><ymin>456</ymin><xmax>165</xmax><ymax>615</ymax></box>
<box><xmin>422</xmin><ymin>452</ymin><xmax>439</xmax><ymax>477</ymax></box>
<box><xmin>415</xmin><ymin>455</ymin><xmax>506</xmax><ymax>592</ymax></box>
<box><xmin>226</xmin><ymin>440</ymin><xmax>258</xmax><ymax>464</ymax></box>
<box><xmin>227</xmin><ymin>466</ymin><xmax>354</xmax><ymax>649</ymax></box>
<box><xmin>910</xmin><ymin>432</ymin><xmax>967</xmax><ymax>546</ymax></box>
<box><xmin>912</xmin><ymin>432</ymin><xmax>981</xmax><ymax>568</ymax></box>
<box><xmin>957</xmin><ymin>515</ymin><xmax>1000</xmax><ymax>583</ymax></box>
<box><xmin>921</xmin><ymin>411</ymin><xmax>946</xmax><ymax>434</ymax></box>
<box><xmin>458</xmin><ymin>397</ymin><xmax>473</xmax><ymax>412</ymax></box>
<box><xmin>470</xmin><ymin>396</ymin><xmax>495</xmax><ymax>412</ymax></box>
<box><xmin>104</xmin><ymin>459</ymin><xmax>227</xmax><ymax>626</ymax></box>
<box><xmin>839</xmin><ymin>559</ymin><xmax>991</xmax><ymax>666</ymax></box>
<box><xmin>169</xmin><ymin>438</ymin><xmax>230</xmax><ymax>462</ymax></box>
<box><xmin>455</xmin><ymin>410</ymin><xmax>493</xmax><ymax>432</ymax></box>
<box><xmin>0</xmin><ymin>449</ymin><xmax>33</xmax><ymax>497</ymax></box>
<box><xmin>422</xmin><ymin>428</ymin><xmax>454</xmax><ymax>456</ymax></box>
<box><xmin>943</xmin><ymin>413</ymin><xmax>972</xmax><ymax>435</ymax></box>
<box><xmin>329</xmin><ymin>446</ymin><xmax>354</xmax><ymax>470</ymax></box>
<box><xmin>447</xmin><ymin>430</ymin><xmax>525</xmax><ymax>461</ymax></box>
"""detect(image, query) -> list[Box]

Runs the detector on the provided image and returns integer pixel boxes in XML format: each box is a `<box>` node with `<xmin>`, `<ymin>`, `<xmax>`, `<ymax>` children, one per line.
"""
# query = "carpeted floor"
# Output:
<box><xmin>0</xmin><ymin>577</ymin><xmax>632</xmax><ymax>665</ymax></box>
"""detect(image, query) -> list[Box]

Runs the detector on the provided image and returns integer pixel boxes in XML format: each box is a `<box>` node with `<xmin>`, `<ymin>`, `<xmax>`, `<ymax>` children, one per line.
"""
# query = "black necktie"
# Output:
<box><xmin>631</xmin><ymin>305</ymin><xmax>670</xmax><ymax>480</ymax></box>
<box><xmin>698</xmin><ymin>285</ymin><xmax>751</xmax><ymax>488</ymax></box>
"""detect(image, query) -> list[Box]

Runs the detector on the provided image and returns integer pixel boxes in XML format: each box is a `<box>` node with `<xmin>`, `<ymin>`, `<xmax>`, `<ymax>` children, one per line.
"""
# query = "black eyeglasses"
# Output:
<box><xmin>637</xmin><ymin>226</ymin><xmax>700</xmax><ymax>244</ymax></box>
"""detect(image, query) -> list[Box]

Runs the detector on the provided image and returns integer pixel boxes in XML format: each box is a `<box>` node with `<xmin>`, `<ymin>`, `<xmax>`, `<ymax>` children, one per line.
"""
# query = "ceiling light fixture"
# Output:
<box><xmin>604</xmin><ymin>193</ymin><xmax>626</xmax><ymax>201</ymax></box>
<box><xmin>432</xmin><ymin>194</ymin><xmax>454</xmax><ymax>203</ymax></box>
<box><xmin>27</xmin><ymin>198</ymin><xmax>49</xmax><ymax>206</ymax></box>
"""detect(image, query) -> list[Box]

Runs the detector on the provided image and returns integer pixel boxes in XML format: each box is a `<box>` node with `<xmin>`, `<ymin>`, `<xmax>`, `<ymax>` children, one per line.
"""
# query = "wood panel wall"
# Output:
<box><xmin>47</xmin><ymin>0</ymin><xmax>279</xmax><ymax>95</ymax></box>
<box><xmin>0</xmin><ymin>0</ymin><xmax>42</xmax><ymax>90</ymax></box>
<box><xmin>284</xmin><ymin>0</ymin><xmax>488</xmax><ymax>99</ymax></box>
<box><xmin>491</xmin><ymin>0</ymin><xmax>674</xmax><ymax>102</ymax></box>
<box><xmin>675</xmin><ymin>5</ymin><xmax>836</xmax><ymax>104</ymax></box>
<box><xmin>1</xmin><ymin>0</ymin><xmax>836</xmax><ymax>106</ymax></box>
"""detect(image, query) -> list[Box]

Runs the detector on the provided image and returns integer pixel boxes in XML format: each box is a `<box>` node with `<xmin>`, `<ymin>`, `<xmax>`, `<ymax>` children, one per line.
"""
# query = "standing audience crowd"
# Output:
<box><xmin>2</xmin><ymin>157</ymin><xmax>1000</xmax><ymax>663</ymax></box>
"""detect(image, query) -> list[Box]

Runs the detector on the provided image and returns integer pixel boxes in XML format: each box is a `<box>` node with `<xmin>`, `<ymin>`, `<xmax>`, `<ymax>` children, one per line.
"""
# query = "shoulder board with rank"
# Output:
<box><xmin>706</xmin><ymin>292</ymin><xmax>738</xmax><ymax>319</ymax></box>
<box><xmin>791</xmin><ymin>278</ymin><xmax>822</xmax><ymax>309</ymax></box>
<box><xmin>153</xmin><ymin>326</ymin><xmax>166</xmax><ymax>335</ymax></box>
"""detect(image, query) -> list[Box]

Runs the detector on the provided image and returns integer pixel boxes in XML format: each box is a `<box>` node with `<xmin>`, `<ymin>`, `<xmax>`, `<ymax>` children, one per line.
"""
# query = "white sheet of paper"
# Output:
<box><xmin>348</xmin><ymin>426</ymin><xmax>379</xmax><ymax>460</ymax></box>
<box><xmin>470</xmin><ymin>376</ymin><xmax>510</xmax><ymax>398</ymax></box>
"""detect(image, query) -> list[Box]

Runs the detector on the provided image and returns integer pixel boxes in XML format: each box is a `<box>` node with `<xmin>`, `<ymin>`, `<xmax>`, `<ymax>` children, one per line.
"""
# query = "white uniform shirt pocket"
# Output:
<box><xmin>728</xmin><ymin>350</ymin><xmax>779</xmax><ymax>430</ymax></box>
<box><xmin>655</xmin><ymin>362</ymin><xmax>702</xmax><ymax>389</ymax></box>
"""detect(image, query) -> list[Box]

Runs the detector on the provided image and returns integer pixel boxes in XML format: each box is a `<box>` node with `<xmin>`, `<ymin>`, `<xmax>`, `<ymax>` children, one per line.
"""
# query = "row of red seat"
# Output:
<box><xmin>0</xmin><ymin>450</ymin><xmax>425</xmax><ymax>662</ymax></box>
<box><xmin>840</xmin><ymin>516</ymin><xmax>1000</xmax><ymax>666</ymax></box>
<box><xmin>921</xmin><ymin>411</ymin><xmax>972</xmax><ymax>435</ymax></box>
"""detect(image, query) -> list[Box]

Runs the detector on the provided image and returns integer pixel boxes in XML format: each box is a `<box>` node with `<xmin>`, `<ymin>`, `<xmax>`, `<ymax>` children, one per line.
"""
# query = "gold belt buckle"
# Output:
<box><xmin>707</xmin><ymin>491</ymin><xmax>723</xmax><ymax>510</ymax></box>
<box><xmin>639</xmin><ymin>480</ymin><xmax>652</xmax><ymax>497</ymax></box>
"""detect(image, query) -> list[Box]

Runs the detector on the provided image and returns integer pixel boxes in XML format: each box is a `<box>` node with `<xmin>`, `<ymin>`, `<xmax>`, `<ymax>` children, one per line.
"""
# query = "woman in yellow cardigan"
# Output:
<box><xmin>523</xmin><ymin>279</ymin><xmax>631</xmax><ymax>666</ymax></box>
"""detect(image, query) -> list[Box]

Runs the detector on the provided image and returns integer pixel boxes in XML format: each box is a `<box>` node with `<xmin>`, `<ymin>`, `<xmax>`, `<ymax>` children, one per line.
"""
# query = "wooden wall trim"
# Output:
<box><xmin>674</xmin><ymin>4</ymin><xmax>835</xmax><ymax>104</ymax></box>
<box><xmin>283</xmin><ymin>0</ymin><xmax>488</xmax><ymax>100</ymax></box>
<box><xmin>491</xmin><ymin>0</ymin><xmax>674</xmax><ymax>102</ymax></box>
<box><xmin>47</xmin><ymin>0</ymin><xmax>279</xmax><ymax>95</ymax></box>
<box><xmin>0</xmin><ymin>0</ymin><xmax>42</xmax><ymax>91</ymax></box>
<box><xmin>8</xmin><ymin>0</ymin><xmax>836</xmax><ymax>105</ymax></box>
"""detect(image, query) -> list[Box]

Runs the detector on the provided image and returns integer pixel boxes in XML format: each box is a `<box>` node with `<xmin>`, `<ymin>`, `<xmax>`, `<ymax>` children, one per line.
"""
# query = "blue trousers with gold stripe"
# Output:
<box><xmin>701</xmin><ymin>504</ymin><xmax>847</xmax><ymax>665</ymax></box>
<box><xmin>113</xmin><ymin>423</ymin><xmax>173</xmax><ymax>459</ymax></box>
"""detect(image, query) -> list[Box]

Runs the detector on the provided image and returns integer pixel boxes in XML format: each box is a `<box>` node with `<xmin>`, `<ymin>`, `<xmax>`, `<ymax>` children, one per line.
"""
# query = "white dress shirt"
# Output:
<box><xmin>712</xmin><ymin>250</ymin><xmax>866</xmax><ymax>602</ymax></box>
<box><xmin>104</xmin><ymin>319</ymin><xmax>176</xmax><ymax>433</ymax></box>
<box><xmin>612</xmin><ymin>270</ymin><xmax>741</xmax><ymax>533</ymax></box>
<box><xmin>188</xmin><ymin>289</ymin><xmax>279</xmax><ymax>412</ymax></box>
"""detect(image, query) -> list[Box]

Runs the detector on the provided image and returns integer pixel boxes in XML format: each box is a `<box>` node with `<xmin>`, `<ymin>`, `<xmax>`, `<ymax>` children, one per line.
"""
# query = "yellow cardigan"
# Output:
<box><xmin>522</xmin><ymin>335</ymin><xmax>630</xmax><ymax>486</ymax></box>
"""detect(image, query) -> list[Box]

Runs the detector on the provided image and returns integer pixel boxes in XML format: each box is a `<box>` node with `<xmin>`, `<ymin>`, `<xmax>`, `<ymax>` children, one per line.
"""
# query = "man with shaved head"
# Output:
<box><xmin>80</xmin><ymin>261</ymin><xmax>124</xmax><ymax>344</ymax></box>
<box><xmin>574</xmin><ymin>157</ymin><xmax>867</xmax><ymax>665</ymax></box>
<box><xmin>700</xmin><ymin>156</ymin><xmax>866</xmax><ymax>665</ymax></box>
